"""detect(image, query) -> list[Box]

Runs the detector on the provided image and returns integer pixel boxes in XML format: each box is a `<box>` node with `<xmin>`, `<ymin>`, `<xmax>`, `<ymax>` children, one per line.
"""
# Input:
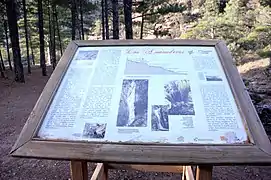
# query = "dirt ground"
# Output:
<box><xmin>1</xmin><ymin>66</ymin><xmax>271</xmax><ymax>180</ymax></box>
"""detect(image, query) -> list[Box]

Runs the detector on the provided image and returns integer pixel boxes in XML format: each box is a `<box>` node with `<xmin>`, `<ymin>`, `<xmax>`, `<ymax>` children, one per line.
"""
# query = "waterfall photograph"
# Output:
<box><xmin>116</xmin><ymin>79</ymin><xmax>148</xmax><ymax>127</ymax></box>
<box><xmin>82</xmin><ymin>123</ymin><xmax>106</xmax><ymax>139</ymax></box>
<box><xmin>164</xmin><ymin>80</ymin><xmax>195</xmax><ymax>115</ymax></box>
<box><xmin>151</xmin><ymin>105</ymin><xmax>169</xmax><ymax>131</ymax></box>
<box><xmin>74</xmin><ymin>50</ymin><xmax>98</xmax><ymax>61</ymax></box>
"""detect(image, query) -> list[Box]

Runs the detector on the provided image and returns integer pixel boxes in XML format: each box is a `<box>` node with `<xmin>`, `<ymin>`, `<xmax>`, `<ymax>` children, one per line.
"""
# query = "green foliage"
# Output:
<box><xmin>180</xmin><ymin>0</ymin><xmax>270</xmax><ymax>62</ymax></box>
<box><xmin>202</xmin><ymin>0</ymin><xmax>220</xmax><ymax>17</ymax></box>
<box><xmin>0</xmin><ymin>0</ymin><xmax>269</xmax><ymax>68</ymax></box>
<box><xmin>257</xmin><ymin>45</ymin><xmax>271</xmax><ymax>58</ymax></box>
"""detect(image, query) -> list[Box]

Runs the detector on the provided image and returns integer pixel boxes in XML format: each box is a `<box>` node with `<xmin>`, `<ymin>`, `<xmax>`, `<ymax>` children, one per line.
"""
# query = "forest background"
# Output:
<box><xmin>0</xmin><ymin>1</ymin><xmax>271</xmax><ymax>179</ymax></box>
<box><xmin>0</xmin><ymin>0</ymin><xmax>270</xmax><ymax>82</ymax></box>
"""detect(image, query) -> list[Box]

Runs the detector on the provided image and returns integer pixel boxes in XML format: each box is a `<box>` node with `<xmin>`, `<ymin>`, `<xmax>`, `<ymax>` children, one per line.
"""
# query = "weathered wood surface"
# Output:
<box><xmin>91</xmin><ymin>163</ymin><xmax>108</xmax><ymax>180</ymax></box>
<box><xmin>196</xmin><ymin>166</ymin><xmax>212</xmax><ymax>180</ymax></box>
<box><xmin>70</xmin><ymin>161</ymin><xmax>88</xmax><ymax>180</ymax></box>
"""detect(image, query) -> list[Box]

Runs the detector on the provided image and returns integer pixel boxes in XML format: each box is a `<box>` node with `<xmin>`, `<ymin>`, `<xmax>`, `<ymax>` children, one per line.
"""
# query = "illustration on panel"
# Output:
<box><xmin>151</xmin><ymin>105</ymin><xmax>169</xmax><ymax>131</ymax></box>
<box><xmin>82</xmin><ymin>123</ymin><xmax>106</xmax><ymax>139</ymax></box>
<box><xmin>117</xmin><ymin>79</ymin><xmax>148</xmax><ymax>127</ymax></box>
<box><xmin>164</xmin><ymin>80</ymin><xmax>195</xmax><ymax>115</ymax></box>
<box><xmin>74</xmin><ymin>50</ymin><xmax>98</xmax><ymax>61</ymax></box>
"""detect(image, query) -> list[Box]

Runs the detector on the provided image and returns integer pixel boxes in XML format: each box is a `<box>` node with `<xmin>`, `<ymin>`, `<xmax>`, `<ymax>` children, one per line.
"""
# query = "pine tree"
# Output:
<box><xmin>71</xmin><ymin>0</ymin><xmax>77</xmax><ymax>40</ymax></box>
<box><xmin>38</xmin><ymin>0</ymin><xmax>47</xmax><ymax>76</ymax></box>
<box><xmin>6</xmin><ymin>0</ymin><xmax>25</xmax><ymax>82</ymax></box>
<box><xmin>104</xmin><ymin>0</ymin><xmax>109</xmax><ymax>39</ymax></box>
<box><xmin>79</xmin><ymin>0</ymin><xmax>84</xmax><ymax>40</ymax></box>
<box><xmin>0</xmin><ymin>50</ymin><xmax>5</xmax><ymax>78</ymax></box>
<box><xmin>4</xmin><ymin>20</ymin><xmax>12</xmax><ymax>71</ymax></box>
<box><xmin>101</xmin><ymin>0</ymin><xmax>105</xmax><ymax>40</ymax></box>
<box><xmin>123</xmin><ymin>0</ymin><xmax>133</xmax><ymax>39</ymax></box>
<box><xmin>112</xmin><ymin>0</ymin><xmax>119</xmax><ymax>39</ymax></box>
<box><xmin>22</xmin><ymin>0</ymin><xmax>31</xmax><ymax>74</ymax></box>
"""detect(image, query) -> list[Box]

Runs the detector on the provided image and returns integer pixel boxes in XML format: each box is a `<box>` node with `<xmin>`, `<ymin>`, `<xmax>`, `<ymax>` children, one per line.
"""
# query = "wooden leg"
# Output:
<box><xmin>91</xmin><ymin>163</ymin><xmax>108</xmax><ymax>180</ymax></box>
<box><xmin>182</xmin><ymin>166</ymin><xmax>195</xmax><ymax>180</ymax></box>
<box><xmin>196</xmin><ymin>166</ymin><xmax>212</xmax><ymax>180</ymax></box>
<box><xmin>70</xmin><ymin>161</ymin><xmax>88</xmax><ymax>180</ymax></box>
<box><xmin>182</xmin><ymin>166</ymin><xmax>187</xmax><ymax>180</ymax></box>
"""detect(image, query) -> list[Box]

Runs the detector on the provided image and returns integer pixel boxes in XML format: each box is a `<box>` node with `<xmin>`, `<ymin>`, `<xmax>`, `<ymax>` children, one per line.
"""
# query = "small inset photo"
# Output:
<box><xmin>82</xmin><ymin>123</ymin><xmax>106</xmax><ymax>139</ymax></box>
<box><xmin>74</xmin><ymin>50</ymin><xmax>98</xmax><ymax>61</ymax></box>
<box><xmin>205</xmin><ymin>75</ymin><xmax>223</xmax><ymax>82</ymax></box>
<box><xmin>151</xmin><ymin>105</ymin><xmax>169</xmax><ymax>131</ymax></box>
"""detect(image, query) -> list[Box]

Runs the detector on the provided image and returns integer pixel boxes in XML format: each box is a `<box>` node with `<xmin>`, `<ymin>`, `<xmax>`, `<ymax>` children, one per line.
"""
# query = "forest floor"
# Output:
<box><xmin>1</xmin><ymin>59</ymin><xmax>271</xmax><ymax>180</ymax></box>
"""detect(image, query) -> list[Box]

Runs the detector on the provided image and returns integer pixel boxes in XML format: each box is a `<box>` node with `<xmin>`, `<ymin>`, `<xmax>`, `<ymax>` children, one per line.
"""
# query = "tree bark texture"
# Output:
<box><xmin>101</xmin><ymin>0</ymin><xmax>106</xmax><ymax>40</ymax></box>
<box><xmin>71</xmin><ymin>0</ymin><xmax>76</xmax><ymax>40</ymax></box>
<box><xmin>123</xmin><ymin>0</ymin><xmax>133</xmax><ymax>39</ymax></box>
<box><xmin>54</xmin><ymin>9</ymin><xmax>63</xmax><ymax>56</ymax></box>
<box><xmin>0</xmin><ymin>50</ymin><xmax>5</xmax><ymax>78</ymax></box>
<box><xmin>38</xmin><ymin>0</ymin><xmax>47</xmax><ymax>76</ymax></box>
<box><xmin>6</xmin><ymin>0</ymin><xmax>25</xmax><ymax>82</ymax></box>
<box><xmin>112</xmin><ymin>0</ymin><xmax>119</xmax><ymax>39</ymax></box>
<box><xmin>4</xmin><ymin>20</ymin><xmax>12</xmax><ymax>71</ymax></box>
<box><xmin>79</xmin><ymin>0</ymin><xmax>84</xmax><ymax>40</ymax></box>
<box><xmin>52</xmin><ymin>4</ymin><xmax>57</xmax><ymax>69</ymax></box>
<box><xmin>22</xmin><ymin>0</ymin><xmax>31</xmax><ymax>74</ymax></box>
<box><xmin>105</xmin><ymin>0</ymin><xmax>110</xmax><ymax>39</ymax></box>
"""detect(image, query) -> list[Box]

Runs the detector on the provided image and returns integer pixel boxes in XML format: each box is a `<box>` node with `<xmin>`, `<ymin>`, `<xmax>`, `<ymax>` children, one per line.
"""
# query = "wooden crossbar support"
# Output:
<box><xmin>70</xmin><ymin>161</ymin><xmax>213</xmax><ymax>180</ymax></box>
<box><xmin>108</xmin><ymin>164</ymin><xmax>183</xmax><ymax>173</ymax></box>
<box><xmin>91</xmin><ymin>163</ymin><xmax>108</xmax><ymax>180</ymax></box>
<box><xmin>182</xmin><ymin>166</ymin><xmax>195</xmax><ymax>180</ymax></box>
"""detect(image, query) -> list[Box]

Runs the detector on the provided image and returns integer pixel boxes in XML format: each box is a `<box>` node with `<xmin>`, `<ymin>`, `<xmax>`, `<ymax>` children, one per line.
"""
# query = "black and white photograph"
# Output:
<box><xmin>74</xmin><ymin>50</ymin><xmax>98</xmax><ymax>61</ymax></box>
<box><xmin>116</xmin><ymin>79</ymin><xmax>148</xmax><ymax>127</ymax></box>
<box><xmin>164</xmin><ymin>80</ymin><xmax>195</xmax><ymax>115</ymax></box>
<box><xmin>151</xmin><ymin>105</ymin><xmax>169</xmax><ymax>131</ymax></box>
<box><xmin>206</xmin><ymin>75</ymin><xmax>223</xmax><ymax>81</ymax></box>
<box><xmin>82</xmin><ymin>123</ymin><xmax>106</xmax><ymax>139</ymax></box>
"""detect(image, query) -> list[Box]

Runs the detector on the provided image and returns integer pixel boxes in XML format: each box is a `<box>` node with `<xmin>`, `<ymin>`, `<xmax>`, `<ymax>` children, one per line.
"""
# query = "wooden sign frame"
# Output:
<box><xmin>10</xmin><ymin>39</ymin><xmax>271</xmax><ymax>165</ymax></box>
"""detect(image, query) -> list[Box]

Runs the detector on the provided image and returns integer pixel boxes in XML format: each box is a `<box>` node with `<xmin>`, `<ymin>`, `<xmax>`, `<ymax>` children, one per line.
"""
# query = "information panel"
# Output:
<box><xmin>37</xmin><ymin>46</ymin><xmax>248</xmax><ymax>144</ymax></box>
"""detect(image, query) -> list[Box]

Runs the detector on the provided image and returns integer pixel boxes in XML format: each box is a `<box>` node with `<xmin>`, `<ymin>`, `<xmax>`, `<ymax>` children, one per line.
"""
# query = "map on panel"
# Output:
<box><xmin>37</xmin><ymin>46</ymin><xmax>249</xmax><ymax>144</ymax></box>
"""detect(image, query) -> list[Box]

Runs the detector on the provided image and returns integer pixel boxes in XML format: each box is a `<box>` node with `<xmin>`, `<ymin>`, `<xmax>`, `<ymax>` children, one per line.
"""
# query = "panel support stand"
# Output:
<box><xmin>196</xmin><ymin>165</ymin><xmax>213</xmax><ymax>180</ymax></box>
<box><xmin>70</xmin><ymin>161</ymin><xmax>88</xmax><ymax>180</ymax></box>
<box><xmin>70</xmin><ymin>162</ymin><xmax>213</xmax><ymax>180</ymax></box>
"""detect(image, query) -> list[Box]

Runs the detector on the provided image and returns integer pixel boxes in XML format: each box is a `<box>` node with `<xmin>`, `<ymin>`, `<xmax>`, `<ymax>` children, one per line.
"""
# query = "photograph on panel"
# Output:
<box><xmin>164</xmin><ymin>79</ymin><xmax>195</xmax><ymax>115</ymax></box>
<box><xmin>151</xmin><ymin>105</ymin><xmax>170</xmax><ymax>131</ymax></box>
<box><xmin>74</xmin><ymin>50</ymin><xmax>98</xmax><ymax>61</ymax></box>
<box><xmin>116</xmin><ymin>79</ymin><xmax>148</xmax><ymax>127</ymax></box>
<box><xmin>206</xmin><ymin>75</ymin><xmax>223</xmax><ymax>82</ymax></box>
<box><xmin>82</xmin><ymin>123</ymin><xmax>106</xmax><ymax>139</ymax></box>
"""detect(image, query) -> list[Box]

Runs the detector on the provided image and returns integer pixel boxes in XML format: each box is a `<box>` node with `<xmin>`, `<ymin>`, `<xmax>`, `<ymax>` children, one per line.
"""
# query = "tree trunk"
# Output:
<box><xmin>54</xmin><ymin>9</ymin><xmax>63</xmax><ymax>56</ymax></box>
<box><xmin>4</xmin><ymin>20</ymin><xmax>12</xmax><ymax>71</ymax></box>
<box><xmin>0</xmin><ymin>50</ymin><xmax>5</xmax><ymax>71</ymax></box>
<box><xmin>6</xmin><ymin>0</ymin><xmax>25</xmax><ymax>82</ymax></box>
<box><xmin>101</xmin><ymin>0</ymin><xmax>105</xmax><ymax>40</ymax></box>
<box><xmin>47</xmin><ymin>0</ymin><xmax>52</xmax><ymax>65</ymax></box>
<box><xmin>123</xmin><ymin>0</ymin><xmax>133</xmax><ymax>39</ymax></box>
<box><xmin>29</xmin><ymin>31</ymin><xmax>35</xmax><ymax>65</ymax></box>
<box><xmin>0</xmin><ymin>50</ymin><xmax>5</xmax><ymax>78</ymax></box>
<box><xmin>79</xmin><ymin>0</ymin><xmax>84</xmax><ymax>40</ymax></box>
<box><xmin>38</xmin><ymin>0</ymin><xmax>47</xmax><ymax>76</ymax></box>
<box><xmin>211</xmin><ymin>27</ymin><xmax>215</xmax><ymax>39</ymax></box>
<box><xmin>140</xmin><ymin>12</ymin><xmax>144</xmax><ymax>39</ymax></box>
<box><xmin>52</xmin><ymin>4</ymin><xmax>57</xmax><ymax>69</ymax></box>
<box><xmin>76</xmin><ymin>0</ymin><xmax>81</xmax><ymax>40</ymax></box>
<box><xmin>71</xmin><ymin>0</ymin><xmax>76</xmax><ymax>40</ymax></box>
<box><xmin>105</xmin><ymin>0</ymin><xmax>110</xmax><ymax>39</ymax></box>
<box><xmin>22</xmin><ymin>0</ymin><xmax>31</xmax><ymax>74</ymax></box>
<box><xmin>112</xmin><ymin>0</ymin><xmax>119</xmax><ymax>39</ymax></box>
